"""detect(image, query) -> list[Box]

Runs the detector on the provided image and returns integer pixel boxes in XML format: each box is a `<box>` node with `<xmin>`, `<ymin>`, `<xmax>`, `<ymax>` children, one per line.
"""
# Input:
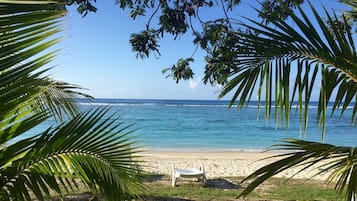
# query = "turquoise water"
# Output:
<box><xmin>30</xmin><ymin>99</ymin><xmax>357</xmax><ymax>151</ymax></box>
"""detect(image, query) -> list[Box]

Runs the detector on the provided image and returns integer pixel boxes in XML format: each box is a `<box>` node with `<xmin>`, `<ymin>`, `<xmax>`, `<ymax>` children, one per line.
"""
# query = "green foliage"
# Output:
<box><xmin>239</xmin><ymin>139</ymin><xmax>357</xmax><ymax>201</ymax></box>
<box><xmin>1</xmin><ymin>109</ymin><xmax>145</xmax><ymax>200</ymax></box>
<box><xmin>66</xmin><ymin>0</ymin><xmax>313</xmax><ymax>85</ymax></box>
<box><xmin>219</xmin><ymin>2</ymin><xmax>357</xmax><ymax>137</ymax></box>
<box><xmin>130</xmin><ymin>29</ymin><xmax>160</xmax><ymax>58</ymax></box>
<box><xmin>159</xmin><ymin>7</ymin><xmax>188</xmax><ymax>37</ymax></box>
<box><xmin>124</xmin><ymin>0</ymin><xmax>241</xmax><ymax>58</ymax></box>
<box><xmin>0</xmin><ymin>1</ymin><xmax>83</xmax><ymax>131</ymax></box>
<box><xmin>196</xmin><ymin>19</ymin><xmax>241</xmax><ymax>85</ymax></box>
<box><xmin>259</xmin><ymin>0</ymin><xmax>305</xmax><ymax>23</ymax></box>
<box><xmin>1</xmin><ymin>1</ymin><xmax>145</xmax><ymax>200</ymax></box>
<box><xmin>65</xmin><ymin>0</ymin><xmax>97</xmax><ymax>16</ymax></box>
<box><xmin>340</xmin><ymin>0</ymin><xmax>357</xmax><ymax>23</ymax></box>
<box><xmin>162</xmin><ymin>58</ymin><xmax>194</xmax><ymax>83</ymax></box>
<box><xmin>64</xmin><ymin>0</ymin><xmax>322</xmax><ymax>83</ymax></box>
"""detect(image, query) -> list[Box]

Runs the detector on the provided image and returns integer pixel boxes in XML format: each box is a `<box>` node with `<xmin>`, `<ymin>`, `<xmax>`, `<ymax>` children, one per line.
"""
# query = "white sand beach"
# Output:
<box><xmin>142</xmin><ymin>150</ymin><xmax>330</xmax><ymax>181</ymax></box>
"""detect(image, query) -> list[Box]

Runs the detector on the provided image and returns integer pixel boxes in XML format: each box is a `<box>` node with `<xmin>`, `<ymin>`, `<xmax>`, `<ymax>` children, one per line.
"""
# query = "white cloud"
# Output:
<box><xmin>189</xmin><ymin>78</ymin><xmax>200</xmax><ymax>89</ymax></box>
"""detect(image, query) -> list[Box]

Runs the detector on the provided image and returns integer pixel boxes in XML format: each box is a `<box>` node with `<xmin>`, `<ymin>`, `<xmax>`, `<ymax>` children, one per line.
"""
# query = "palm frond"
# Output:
<box><xmin>0</xmin><ymin>108</ymin><xmax>145</xmax><ymax>200</ymax></box>
<box><xmin>1</xmin><ymin>1</ymin><xmax>145</xmax><ymax>200</ymax></box>
<box><xmin>341</xmin><ymin>0</ymin><xmax>357</xmax><ymax>22</ymax></box>
<box><xmin>36</xmin><ymin>79</ymin><xmax>93</xmax><ymax>121</ymax></box>
<box><xmin>1</xmin><ymin>1</ymin><xmax>91</xmax><ymax>122</ymax></box>
<box><xmin>213</xmin><ymin>3</ymin><xmax>357</xmax><ymax>200</ymax></box>
<box><xmin>218</xmin><ymin>2</ymin><xmax>357</xmax><ymax>138</ymax></box>
<box><xmin>238</xmin><ymin>139</ymin><xmax>357</xmax><ymax>201</ymax></box>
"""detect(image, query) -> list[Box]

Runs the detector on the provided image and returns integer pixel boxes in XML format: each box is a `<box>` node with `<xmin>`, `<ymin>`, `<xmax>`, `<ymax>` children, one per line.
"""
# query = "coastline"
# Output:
<box><xmin>141</xmin><ymin>149</ymin><xmax>330</xmax><ymax>181</ymax></box>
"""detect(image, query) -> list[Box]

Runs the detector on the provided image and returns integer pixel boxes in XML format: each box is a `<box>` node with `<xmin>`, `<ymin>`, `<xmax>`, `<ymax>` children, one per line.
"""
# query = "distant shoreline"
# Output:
<box><xmin>140</xmin><ymin>147</ymin><xmax>271</xmax><ymax>153</ymax></box>
<box><xmin>73</xmin><ymin>98</ymin><xmax>356</xmax><ymax>149</ymax></box>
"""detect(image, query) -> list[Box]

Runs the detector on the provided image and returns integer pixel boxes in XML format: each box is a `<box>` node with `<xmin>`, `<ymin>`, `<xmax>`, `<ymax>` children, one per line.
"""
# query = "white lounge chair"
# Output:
<box><xmin>171</xmin><ymin>164</ymin><xmax>206</xmax><ymax>187</ymax></box>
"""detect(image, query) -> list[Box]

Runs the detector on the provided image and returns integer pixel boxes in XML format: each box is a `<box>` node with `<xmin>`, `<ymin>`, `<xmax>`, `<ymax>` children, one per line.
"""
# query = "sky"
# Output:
<box><xmin>54</xmin><ymin>0</ymin><xmax>346</xmax><ymax>100</ymax></box>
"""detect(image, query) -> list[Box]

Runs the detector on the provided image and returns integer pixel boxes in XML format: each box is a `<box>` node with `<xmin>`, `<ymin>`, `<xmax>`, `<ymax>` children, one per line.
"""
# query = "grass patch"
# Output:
<box><xmin>265</xmin><ymin>178</ymin><xmax>343</xmax><ymax>201</ymax></box>
<box><xmin>44</xmin><ymin>175</ymin><xmax>343</xmax><ymax>200</ymax></box>
<box><xmin>142</xmin><ymin>175</ymin><xmax>342</xmax><ymax>201</ymax></box>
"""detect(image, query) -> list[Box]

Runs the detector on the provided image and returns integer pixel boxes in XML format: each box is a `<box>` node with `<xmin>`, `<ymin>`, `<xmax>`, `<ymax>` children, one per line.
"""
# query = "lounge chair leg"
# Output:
<box><xmin>199</xmin><ymin>163</ymin><xmax>206</xmax><ymax>185</ymax></box>
<box><xmin>172</xmin><ymin>176</ymin><xmax>176</xmax><ymax>187</ymax></box>
<box><xmin>202</xmin><ymin>175</ymin><xmax>207</xmax><ymax>185</ymax></box>
<box><xmin>172</xmin><ymin>164</ymin><xmax>176</xmax><ymax>187</ymax></box>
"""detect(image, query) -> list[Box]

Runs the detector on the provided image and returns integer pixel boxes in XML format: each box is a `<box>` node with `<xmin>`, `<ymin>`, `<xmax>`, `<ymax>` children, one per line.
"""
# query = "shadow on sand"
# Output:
<box><xmin>143</xmin><ymin>174</ymin><xmax>166</xmax><ymax>182</ymax></box>
<box><xmin>144</xmin><ymin>196</ymin><xmax>193</xmax><ymax>201</ymax></box>
<box><xmin>204</xmin><ymin>178</ymin><xmax>242</xmax><ymax>189</ymax></box>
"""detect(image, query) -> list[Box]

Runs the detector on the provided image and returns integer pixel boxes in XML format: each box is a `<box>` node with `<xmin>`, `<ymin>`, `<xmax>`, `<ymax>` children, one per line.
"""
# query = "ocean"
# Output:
<box><xmin>29</xmin><ymin>99</ymin><xmax>357</xmax><ymax>151</ymax></box>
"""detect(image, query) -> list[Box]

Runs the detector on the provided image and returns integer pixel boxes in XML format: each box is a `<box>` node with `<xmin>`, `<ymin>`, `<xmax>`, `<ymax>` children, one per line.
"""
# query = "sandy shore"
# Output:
<box><xmin>141</xmin><ymin>150</ymin><xmax>330</xmax><ymax>181</ymax></box>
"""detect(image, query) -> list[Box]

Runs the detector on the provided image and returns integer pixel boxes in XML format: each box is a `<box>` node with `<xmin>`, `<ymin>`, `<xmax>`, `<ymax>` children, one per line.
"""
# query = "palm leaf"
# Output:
<box><xmin>213</xmin><ymin>2</ymin><xmax>357</xmax><ymax>200</ymax></box>
<box><xmin>0</xmin><ymin>108</ymin><xmax>145</xmax><ymax>200</ymax></box>
<box><xmin>238</xmin><ymin>139</ymin><xmax>357</xmax><ymax>201</ymax></box>
<box><xmin>219</xmin><ymin>2</ymin><xmax>357</xmax><ymax>137</ymax></box>
<box><xmin>1</xmin><ymin>1</ymin><xmax>91</xmax><ymax>122</ymax></box>
<box><xmin>1</xmin><ymin>1</ymin><xmax>145</xmax><ymax>200</ymax></box>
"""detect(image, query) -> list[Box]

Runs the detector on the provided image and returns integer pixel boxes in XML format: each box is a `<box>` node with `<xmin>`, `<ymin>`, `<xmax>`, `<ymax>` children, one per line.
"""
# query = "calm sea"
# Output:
<box><xmin>29</xmin><ymin>99</ymin><xmax>357</xmax><ymax>151</ymax></box>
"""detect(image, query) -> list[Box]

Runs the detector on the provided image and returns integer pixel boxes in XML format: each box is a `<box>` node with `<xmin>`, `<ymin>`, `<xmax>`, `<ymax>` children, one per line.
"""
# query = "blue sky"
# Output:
<box><xmin>54</xmin><ymin>0</ymin><xmax>345</xmax><ymax>100</ymax></box>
